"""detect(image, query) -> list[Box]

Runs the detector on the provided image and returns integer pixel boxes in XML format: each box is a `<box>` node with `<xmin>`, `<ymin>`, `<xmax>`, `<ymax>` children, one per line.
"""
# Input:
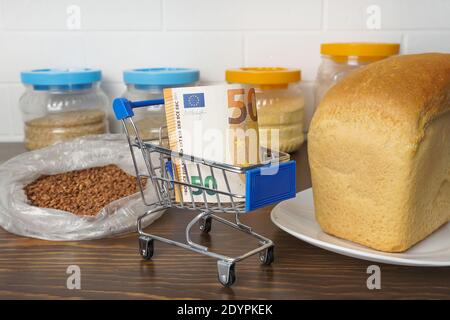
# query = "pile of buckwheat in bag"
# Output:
<box><xmin>24</xmin><ymin>164</ymin><xmax>146</xmax><ymax>216</ymax></box>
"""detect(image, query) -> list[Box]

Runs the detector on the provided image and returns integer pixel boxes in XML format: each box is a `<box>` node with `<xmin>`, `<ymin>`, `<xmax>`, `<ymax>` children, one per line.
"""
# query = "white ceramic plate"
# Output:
<box><xmin>271</xmin><ymin>188</ymin><xmax>450</xmax><ymax>266</ymax></box>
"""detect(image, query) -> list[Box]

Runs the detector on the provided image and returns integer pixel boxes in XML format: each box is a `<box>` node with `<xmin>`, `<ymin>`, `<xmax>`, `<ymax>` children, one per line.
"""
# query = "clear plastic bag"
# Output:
<box><xmin>0</xmin><ymin>134</ymin><xmax>164</xmax><ymax>240</ymax></box>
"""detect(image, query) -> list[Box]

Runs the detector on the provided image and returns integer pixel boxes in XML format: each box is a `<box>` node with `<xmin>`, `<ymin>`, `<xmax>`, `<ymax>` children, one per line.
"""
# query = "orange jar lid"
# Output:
<box><xmin>321</xmin><ymin>42</ymin><xmax>400</xmax><ymax>58</ymax></box>
<box><xmin>226</xmin><ymin>67</ymin><xmax>301</xmax><ymax>85</ymax></box>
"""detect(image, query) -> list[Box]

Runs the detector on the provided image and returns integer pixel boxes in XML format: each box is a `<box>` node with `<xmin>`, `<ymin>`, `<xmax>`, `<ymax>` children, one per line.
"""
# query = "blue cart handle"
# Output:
<box><xmin>113</xmin><ymin>97</ymin><xmax>165</xmax><ymax>120</ymax></box>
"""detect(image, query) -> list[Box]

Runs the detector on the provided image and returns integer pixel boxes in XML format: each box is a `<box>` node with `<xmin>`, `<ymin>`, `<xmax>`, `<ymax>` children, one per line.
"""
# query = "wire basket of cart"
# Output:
<box><xmin>113</xmin><ymin>97</ymin><xmax>296</xmax><ymax>286</ymax></box>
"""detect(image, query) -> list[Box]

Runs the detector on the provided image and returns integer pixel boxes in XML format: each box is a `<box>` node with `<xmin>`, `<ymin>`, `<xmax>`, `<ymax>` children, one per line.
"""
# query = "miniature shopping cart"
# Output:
<box><xmin>113</xmin><ymin>97</ymin><xmax>296</xmax><ymax>286</ymax></box>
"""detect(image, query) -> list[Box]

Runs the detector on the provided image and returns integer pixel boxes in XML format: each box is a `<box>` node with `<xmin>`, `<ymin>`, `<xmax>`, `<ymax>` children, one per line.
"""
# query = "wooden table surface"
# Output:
<box><xmin>0</xmin><ymin>142</ymin><xmax>449</xmax><ymax>300</ymax></box>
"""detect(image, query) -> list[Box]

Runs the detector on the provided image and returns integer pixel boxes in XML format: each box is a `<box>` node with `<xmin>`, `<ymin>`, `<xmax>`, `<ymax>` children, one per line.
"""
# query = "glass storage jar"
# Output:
<box><xmin>122</xmin><ymin>68</ymin><xmax>199</xmax><ymax>141</ymax></box>
<box><xmin>20</xmin><ymin>69</ymin><xmax>109</xmax><ymax>150</ymax></box>
<box><xmin>226</xmin><ymin>67</ymin><xmax>304</xmax><ymax>153</ymax></box>
<box><xmin>315</xmin><ymin>42</ymin><xmax>400</xmax><ymax>104</ymax></box>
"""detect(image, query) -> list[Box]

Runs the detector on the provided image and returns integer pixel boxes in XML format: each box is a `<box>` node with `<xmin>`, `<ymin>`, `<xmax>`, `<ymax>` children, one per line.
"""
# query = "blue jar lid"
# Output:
<box><xmin>21</xmin><ymin>68</ymin><xmax>102</xmax><ymax>86</ymax></box>
<box><xmin>123</xmin><ymin>68</ymin><xmax>199</xmax><ymax>86</ymax></box>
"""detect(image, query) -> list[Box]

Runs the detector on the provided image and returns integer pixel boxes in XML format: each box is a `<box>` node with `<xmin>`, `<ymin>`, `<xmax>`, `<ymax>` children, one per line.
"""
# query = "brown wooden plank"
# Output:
<box><xmin>0</xmin><ymin>142</ymin><xmax>449</xmax><ymax>299</ymax></box>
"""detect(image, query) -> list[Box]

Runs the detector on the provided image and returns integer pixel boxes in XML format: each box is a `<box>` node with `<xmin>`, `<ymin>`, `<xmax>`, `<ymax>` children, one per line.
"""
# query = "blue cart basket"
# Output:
<box><xmin>113</xmin><ymin>97</ymin><xmax>296</xmax><ymax>286</ymax></box>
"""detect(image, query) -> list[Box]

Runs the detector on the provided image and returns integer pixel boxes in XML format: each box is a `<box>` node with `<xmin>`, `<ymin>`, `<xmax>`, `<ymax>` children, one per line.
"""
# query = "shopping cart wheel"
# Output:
<box><xmin>199</xmin><ymin>216</ymin><xmax>212</xmax><ymax>233</ymax></box>
<box><xmin>139</xmin><ymin>235</ymin><xmax>154</xmax><ymax>260</ymax></box>
<box><xmin>259</xmin><ymin>246</ymin><xmax>274</xmax><ymax>265</ymax></box>
<box><xmin>217</xmin><ymin>260</ymin><xmax>236</xmax><ymax>287</ymax></box>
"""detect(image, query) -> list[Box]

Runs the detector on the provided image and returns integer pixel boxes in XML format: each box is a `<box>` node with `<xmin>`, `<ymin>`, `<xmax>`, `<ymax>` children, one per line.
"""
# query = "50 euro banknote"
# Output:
<box><xmin>163</xmin><ymin>84</ymin><xmax>260</xmax><ymax>203</ymax></box>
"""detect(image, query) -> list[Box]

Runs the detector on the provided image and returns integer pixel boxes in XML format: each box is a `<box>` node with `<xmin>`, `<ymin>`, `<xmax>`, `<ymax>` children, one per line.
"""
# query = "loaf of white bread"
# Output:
<box><xmin>308</xmin><ymin>53</ymin><xmax>450</xmax><ymax>252</ymax></box>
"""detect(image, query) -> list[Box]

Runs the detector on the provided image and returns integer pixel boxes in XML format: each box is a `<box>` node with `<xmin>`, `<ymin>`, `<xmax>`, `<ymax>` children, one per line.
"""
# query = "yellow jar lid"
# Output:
<box><xmin>320</xmin><ymin>43</ymin><xmax>400</xmax><ymax>57</ymax></box>
<box><xmin>226</xmin><ymin>67</ymin><xmax>301</xmax><ymax>85</ymax></box>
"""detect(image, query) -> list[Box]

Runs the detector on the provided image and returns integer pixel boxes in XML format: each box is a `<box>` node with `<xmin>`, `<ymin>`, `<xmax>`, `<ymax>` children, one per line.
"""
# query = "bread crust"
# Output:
<box><xmin>309</xmin><ymin>53</ymin><xmax>450</xmax><ymax>253</ymax></box>
<box><xmin>312</xmin><ymin>53</ymin><xmax>450</xmax><ymax>146</ymax></box>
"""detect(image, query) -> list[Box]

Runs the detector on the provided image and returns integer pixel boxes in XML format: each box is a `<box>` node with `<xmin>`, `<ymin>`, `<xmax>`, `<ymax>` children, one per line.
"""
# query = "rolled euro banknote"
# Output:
<box><xmin>163</xmin><ymin>84</ymin><xmax>260</xmax><ymax>203</ymax></box>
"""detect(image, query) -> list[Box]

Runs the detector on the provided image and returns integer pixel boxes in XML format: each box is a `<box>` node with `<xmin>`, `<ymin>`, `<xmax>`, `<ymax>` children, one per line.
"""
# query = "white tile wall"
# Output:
<box><xmin>0</xmin><ymin>85</ymin><xmax>13</xmax><ymax>136</ymax></box>
<box><xmin>84</xmin><ymin>31</ymin><xmax>243</xmax><ymax>83</ymax></box>
<box><xmin>165</xmin><ymin>0</ymin><xmax>322</xmax><ymax>30</ymax></box>
<box><xmin>405</xmin><ymin>32</ymin><xmax>450</xmax><ymax>53</ymax></box>
<box><xmin>245</xmin><ymin>31</ymin><xmax>403</xmax><ymax>81</ymax></box>
<box><xmin>326</xmin><ymin>0</ymin><xmax>450</xmax><ymax>30</ymax></box>
<box><xmin>0</xmin><ymin>0</ymin><xmax>449</xmax><ymax>141</ymax></box>
<box><xmin>245</xmin><ymin>32</ymin><xmax>322</xmax><ymax>82</ymax></box>
<box><xmin>0</xmin><ymin>31</ymin><xmax>86</xmax><ymax>82</ymax></box>
<box><xmin>1</xmin><ymin>0</ymin><xmax>162</xmax><ymax>30</ymax></box>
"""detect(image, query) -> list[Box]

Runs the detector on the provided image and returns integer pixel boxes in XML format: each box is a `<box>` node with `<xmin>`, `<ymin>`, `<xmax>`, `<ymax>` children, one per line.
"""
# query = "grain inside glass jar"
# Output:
<box><xmin>19</xmin><ymin>68</ymin><xmax>109</xmax><ymax>150</ymax></box>
<box><xmin>25</xmin><ymin>109</ymin><xmax>107</xmax><ymax>150</ymax></box>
